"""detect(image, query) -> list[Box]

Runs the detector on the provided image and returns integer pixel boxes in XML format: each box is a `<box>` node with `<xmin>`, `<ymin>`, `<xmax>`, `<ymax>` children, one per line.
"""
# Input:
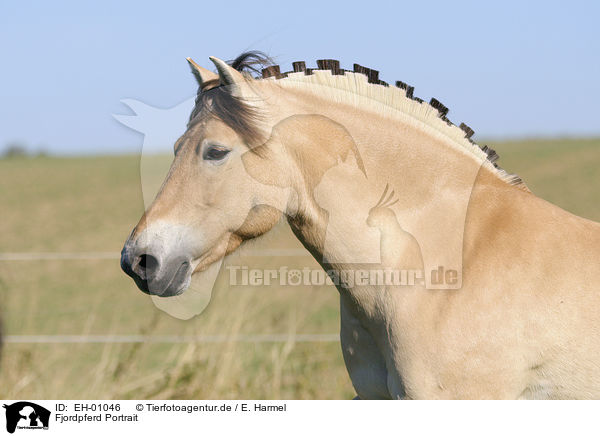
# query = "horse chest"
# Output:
<box><xmin>340</xmin><ymin>295</ymin><xmax>405</xmax><ymax>399</ymax></box>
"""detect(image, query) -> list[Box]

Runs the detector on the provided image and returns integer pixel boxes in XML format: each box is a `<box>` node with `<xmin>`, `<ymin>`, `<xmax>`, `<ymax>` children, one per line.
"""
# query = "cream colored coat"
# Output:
<box><xmin>126</xmin><ymin>58</ymin><xmax>600</xmax><ymax>399</ymax></box>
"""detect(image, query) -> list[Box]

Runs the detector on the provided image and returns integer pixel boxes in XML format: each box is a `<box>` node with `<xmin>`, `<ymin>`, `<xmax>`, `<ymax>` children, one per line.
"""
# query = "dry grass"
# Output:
<box><xmin>0</xmin><ymin>137</ymin><xmax>598</xmax><ymax>399</ymax></box>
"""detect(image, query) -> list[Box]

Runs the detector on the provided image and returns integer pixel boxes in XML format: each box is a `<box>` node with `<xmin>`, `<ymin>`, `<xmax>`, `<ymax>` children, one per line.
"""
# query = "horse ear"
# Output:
<box><xmin>186</xmin><ymin>57</ymin><xmax>218</xmax><ymax>89</ymax></box>
<box><xmin>209</xmin><ymin>56</ymin><xmax>245</xmax><ymax>88</ymax></box>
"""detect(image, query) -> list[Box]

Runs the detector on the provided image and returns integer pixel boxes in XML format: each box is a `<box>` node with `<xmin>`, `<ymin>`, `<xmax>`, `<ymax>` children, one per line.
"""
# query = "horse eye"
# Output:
<box><xmin>203</xmin><ymin>146</ymin><xmax>231</xmax><ymax>161</ymax></box>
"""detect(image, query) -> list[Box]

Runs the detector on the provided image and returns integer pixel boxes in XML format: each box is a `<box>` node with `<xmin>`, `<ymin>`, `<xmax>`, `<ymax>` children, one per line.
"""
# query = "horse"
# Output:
<box><xmin>121</xmin><ymin>52</ymin><xmax>600</xmax><ymax>399</ymax></box>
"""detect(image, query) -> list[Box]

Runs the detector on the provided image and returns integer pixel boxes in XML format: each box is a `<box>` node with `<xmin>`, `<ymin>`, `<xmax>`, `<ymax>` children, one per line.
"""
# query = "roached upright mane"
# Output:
<box><xmin>191</xmin><ymin>51</ymin><xmax>525</xmax><ymax>188</ymax></box>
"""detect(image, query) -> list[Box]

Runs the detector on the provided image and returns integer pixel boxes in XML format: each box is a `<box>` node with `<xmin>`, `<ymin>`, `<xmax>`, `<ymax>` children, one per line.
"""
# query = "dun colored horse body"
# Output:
<box><xmin>121</xmin><ymin>52</ymin><xmax>600</xmax><ymax>399</ymax></box>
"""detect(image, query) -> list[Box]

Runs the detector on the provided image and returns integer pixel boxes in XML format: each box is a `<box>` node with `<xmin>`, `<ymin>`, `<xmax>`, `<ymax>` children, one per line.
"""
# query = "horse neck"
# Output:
<box><xmin>267</xmin><ymin>87</ymin><xmax>506</xmax><ymax>291</ymax></box>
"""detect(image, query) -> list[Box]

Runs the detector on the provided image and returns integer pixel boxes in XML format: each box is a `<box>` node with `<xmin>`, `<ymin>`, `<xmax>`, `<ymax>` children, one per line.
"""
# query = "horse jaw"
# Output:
<box><xmin>150</xmin><ymin>259</ymin><xmax>223</xmax><ymax>320</ymax></box>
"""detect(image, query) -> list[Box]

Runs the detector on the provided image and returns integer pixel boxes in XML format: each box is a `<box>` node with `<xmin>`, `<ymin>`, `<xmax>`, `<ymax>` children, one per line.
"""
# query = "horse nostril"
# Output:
<box><xmin>135</xmin><ymin>253</ymin><xmax>160</xmax><ymax>279</ymax></box>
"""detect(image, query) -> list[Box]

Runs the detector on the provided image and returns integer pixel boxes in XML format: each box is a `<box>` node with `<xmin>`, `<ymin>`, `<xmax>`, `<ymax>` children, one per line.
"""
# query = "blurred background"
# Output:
<box><xmin>0</xmin><ymin>0</ymin><xmax>598</xmax><ymax>398</ymax></box>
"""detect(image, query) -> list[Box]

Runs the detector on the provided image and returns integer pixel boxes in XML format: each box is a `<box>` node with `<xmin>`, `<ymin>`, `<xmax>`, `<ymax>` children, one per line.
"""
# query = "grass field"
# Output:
<box><xmin>0</xmin><ymin>137</ymin><xmax>598</xmax><ymax>399</ymax></box>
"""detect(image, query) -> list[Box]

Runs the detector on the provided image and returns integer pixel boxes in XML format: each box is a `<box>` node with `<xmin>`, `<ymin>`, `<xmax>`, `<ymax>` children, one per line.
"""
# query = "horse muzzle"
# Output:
<box><xmin>121</xmin><ymin>243</ymin><xmax>192</xmax><ymax>297</ymax></box>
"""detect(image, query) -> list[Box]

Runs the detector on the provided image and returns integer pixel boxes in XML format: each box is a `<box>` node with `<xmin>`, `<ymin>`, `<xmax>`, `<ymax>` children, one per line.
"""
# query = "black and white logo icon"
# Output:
<box><xmin>3</xmin><ymin>402</ymin><xmax>50</xmax><ymax>433</ymax></box>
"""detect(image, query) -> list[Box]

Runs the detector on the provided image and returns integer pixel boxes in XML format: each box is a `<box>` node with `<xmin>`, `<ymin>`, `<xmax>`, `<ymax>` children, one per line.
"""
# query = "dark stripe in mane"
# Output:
<box><xmin>188</xmin><ymin>51</ymin><xmax>521</xmax><ymax>185</ymax></box>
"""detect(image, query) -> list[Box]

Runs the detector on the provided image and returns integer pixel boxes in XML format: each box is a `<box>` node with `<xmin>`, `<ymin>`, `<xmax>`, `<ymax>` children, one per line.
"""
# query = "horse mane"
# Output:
<box><xmin>190</xmin><ymin>51</ymin><xmax>524</xmax><ymax>188</ymax></box>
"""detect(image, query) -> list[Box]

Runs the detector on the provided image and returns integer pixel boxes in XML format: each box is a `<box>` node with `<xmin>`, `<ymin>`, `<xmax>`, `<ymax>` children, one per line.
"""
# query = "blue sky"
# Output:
<box><xmin>1</xmin><ymin>0</ymin><xmax>598</xmax><ymax>155</ymax></box>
